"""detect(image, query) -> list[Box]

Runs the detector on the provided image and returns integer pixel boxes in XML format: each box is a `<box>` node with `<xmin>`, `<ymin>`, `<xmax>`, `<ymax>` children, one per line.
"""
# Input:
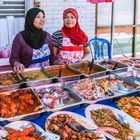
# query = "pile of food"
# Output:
<box><xmin>132</xmin><ymin>63</ymin><xmax>140</xmax><ymax>70</ymax></box>
<box><xmin>0</xmin><ymin>72</ymin><xmax>19</xmax><ymax>86</ymax></box>
<box><xmin>76</xmin><ymin>67</ymin><xmax>100</xmax><ymax>75</ymax></box>
<box><xmin>74</xmin><ymin>62</ymin><xmax>104</xmax><ymax>75</ymax></box>
<box><xmin>35</xmin><ymin>86</ymin><xmax>78</xmax><ymax>109</ymax></box>
<box><xmin>96</xmin><ymin>76</ymin><xmax>135</xmax><ymax>93</ymax></box>
<box><xmin>0</xmin><ymin>89</ymin><xmax>43</xmax><ymax>118</ymax></box>
<box><xmin>90</xmin><ymin>108</ymin><xmax>133</xmax><ymax>140</ymax></box>
<box><xmin>46</xmin><ymin>114</ymin><xmax>101</xmax><ymax>140</ymax></box>
<box><xmin>119</xmin><ymin>60</ymin><xmax>134</xmax><ymax>66</ymax></box>
<box><xmin>99</xmin><ymin>61</ymin><xmax>115</xmax><ymax>69</ymax></box>
<box><xmin>3</xmin><ymin>126</ymin><xmax>44</xmax><ymax>140</ymax></box>
<box><xmin>117</xmin><ymin>96</ymin><xmax>140</xmax><ymax>122</ymax></box>
<box><xmin>45</xmin><ymin>67</ymin><xmax>77</xmax><ymax>77</ymax></box>
<box><xmin>21</xmin><ymin>70</ymin><xmax>48</xmax><ymax>81</ymax></box>
<box><xmin>70</xmin><ymin>78</ymin><xmax>105</xmax><ymax>100</ymax></box>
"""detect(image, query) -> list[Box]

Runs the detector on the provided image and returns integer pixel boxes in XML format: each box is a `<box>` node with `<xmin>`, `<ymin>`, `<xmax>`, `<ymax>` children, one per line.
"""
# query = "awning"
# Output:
<box><xmin>87</xmin><ymin>0</ymin><xmax>113</xmax><ymax>4</ymax></box>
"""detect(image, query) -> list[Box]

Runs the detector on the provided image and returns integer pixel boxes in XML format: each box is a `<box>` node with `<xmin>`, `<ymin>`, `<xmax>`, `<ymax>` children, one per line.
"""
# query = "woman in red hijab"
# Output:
<box><xmin>52</xmin><ymin>8</ymin><xmax>91</xmax><ymax>65</ymax></box>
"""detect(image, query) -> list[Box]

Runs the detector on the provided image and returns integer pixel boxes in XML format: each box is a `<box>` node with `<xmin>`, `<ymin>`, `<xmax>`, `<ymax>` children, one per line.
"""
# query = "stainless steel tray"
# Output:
<box><xmin>115</xmin><ymin>71</ymin><xmax>140</xmax><ymax>85</ymax></box>
<box><xmin>0</xmin><ymin>68</ymin><xmax>55</xmax><ymax>91</ymax></box>
<box><xmin>69</xmin><ymin>61</ymin><xmax>107</xmax><ymax>78</ymax></box>
<box><xmin>33</xmin><ymin>83</ymin><xmax>84</xmax><ymax>112</ymax></box>
<box><xmin>0</xmin><ymin>70</ymin><xmax>25</xmax><ymax>92</ymax></box>
<box><xmin>94</xmin><ymin>74</ymin><xmax>139</xmax><ymax>95</ymax></box>
<box><xmin>97</xmin><ymin>59</ymin><xmax>128</xmax><ymax>74</ymax></box>
<box><xmin>26</xmin><ymin>78</ymin><xmax>57</xmax><ymax>87</ymax></box>
<box><xmin>43</xmin><ymin>65</ymin><xmax>83</xmax><ymax>82</ymax></box>
<box><xmin>21</xmin><ymin>67</ymin><xmax>53</xmax><ymax>81</ymax></box>
<box><xmin>0</xmin><ymin>88</ymin><xmax>46</xmax><ymax>123</ymax></box>
<box><xmin>65</xmin><ymin>78</ymin><xmax>116</xmax><ymax>104</ymax></box>
<box><xmin>119</xmin><ymin>59</ymin><xmax>134</xmax><ymax>66</ymax></box>
<box><xmin>20</xmin><ymin>67</ymin><xmax>56</xmax><ymax>87</ymax></box>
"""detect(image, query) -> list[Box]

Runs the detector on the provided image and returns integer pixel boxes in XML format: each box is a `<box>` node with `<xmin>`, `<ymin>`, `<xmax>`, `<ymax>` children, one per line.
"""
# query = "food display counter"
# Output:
<box><xmin>0</xmin><ymin>61</ymin><xmax>140</xmax><ymax>140</ymax></box>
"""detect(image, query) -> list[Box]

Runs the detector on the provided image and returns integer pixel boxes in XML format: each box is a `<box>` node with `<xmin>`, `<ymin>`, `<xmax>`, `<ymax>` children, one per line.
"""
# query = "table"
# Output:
<box><xmin>0</xmin><ymin>86</ymin><xmax>139</xmax><ymax>140</ymax></box>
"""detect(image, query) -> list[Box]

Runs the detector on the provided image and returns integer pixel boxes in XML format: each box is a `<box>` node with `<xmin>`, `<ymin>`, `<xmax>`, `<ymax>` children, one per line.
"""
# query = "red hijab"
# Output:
<box><xmin>62</xmin><ymin>8</ymin><xmax>88</xmax><ymax>46</ymax></box>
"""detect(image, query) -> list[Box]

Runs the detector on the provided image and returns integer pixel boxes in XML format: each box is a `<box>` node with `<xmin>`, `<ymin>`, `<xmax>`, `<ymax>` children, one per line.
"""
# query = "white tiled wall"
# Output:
<box><xmin>40</xmin><ymin>0</ymin><xmax>96</xmax><ymax>39</ymax></box>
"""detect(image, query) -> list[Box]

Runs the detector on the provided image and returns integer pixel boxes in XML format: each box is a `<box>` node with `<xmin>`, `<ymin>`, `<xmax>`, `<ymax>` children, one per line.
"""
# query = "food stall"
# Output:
<box><xmin>0</xmin><ymin>58</ymin><xmax>140</xmax><ymax>140</ymax></box>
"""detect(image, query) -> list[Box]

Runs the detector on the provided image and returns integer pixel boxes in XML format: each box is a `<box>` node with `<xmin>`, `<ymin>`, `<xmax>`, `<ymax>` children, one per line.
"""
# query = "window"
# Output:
<box><xmin>97</xmin><ymin>0</ymin><xmax>135</xmax><ymax>57</ymax></box>
<box><xmin>0</xmin><ymin>0</ymin><xmax>25</xmax><ymax>18</ymax></box>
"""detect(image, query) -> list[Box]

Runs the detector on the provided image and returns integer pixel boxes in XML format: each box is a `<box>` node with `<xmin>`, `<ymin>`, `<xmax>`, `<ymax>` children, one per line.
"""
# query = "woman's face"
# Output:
<box><xmin>64</xmin><ymin>12</ymin><xmax>76</xmax><ymax>28</ymax></box>
<box><xmin>33</xmin><ymin>11</ymin><xmax>45</xmax><ymax>29</ymax></box>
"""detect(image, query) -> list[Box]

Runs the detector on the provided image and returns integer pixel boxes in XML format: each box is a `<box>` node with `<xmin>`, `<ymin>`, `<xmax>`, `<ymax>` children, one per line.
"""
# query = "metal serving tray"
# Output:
<box><xmin>65</xmin><ymin>78</ymin><xmax>116</xmax><ymax>104</ymax></box>
<box><xmin>94</xmin><ymin>74</ymin><xmax>139</xmax><ymax>95</ymax></box>
<box><xmin>116</xmin><ymin>71</ymin><xmax>140</xmax><ymax>86</ymax></box>
<box><xmin>0</xmin><ymin>68</ymin><xmax>55</xmax><ymax>91</ymax></box>
<box><xmin>0</xmin><ymin>70</ymin><xmax>26</xmax><ymax>92</ymax></box>
<box><xmin>33</xmin><ymin>83</ymin><xmax>83</xmax><ymax>112</ymax></box>
<box><xmin>21</xmin><ymin>67</ymin><xmax>53</xmax><ymax>81</ymax></box>
<box><xmin>69</xmin><ymin>61</ymin><xmax>107</xmax><ymax>78</ymax></box>
<box><xmin>26</xmin><ymin>78</ymin><xmax>58</xmax><ymax>88</ymax></box>
<box><xmin>19</xmin><ymin>67</ymin><xmax>55</xmax><ymax>87</ymax></box>
<box><xmin>0</xmin><ymin>88</ymin><xmax>46</xmax><ymax>124</ymax></box>
<box><xmin>97</xmin><ymin>59</ymin><xmax>128</xmax><ymax>74</ymax></box>
<box><xmin>119</xmin><ymin>59</ymin><xmax>134</xmax><ymax>66</ymax></box>
<box><xmin>43</xmin><ymin>65</ymin><xmax>83</xmax><ymax>82</ymax></box>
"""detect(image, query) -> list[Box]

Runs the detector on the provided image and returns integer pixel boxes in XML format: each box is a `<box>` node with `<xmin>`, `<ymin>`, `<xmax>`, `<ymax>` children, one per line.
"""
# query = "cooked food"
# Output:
<box><xmin>21</xmin><ymin>70</ymin><xmax>47</xmax><ymax>81</ymax></box>
<box><xmin>74</xmin><ymin>62</ymin><xmax>104</xmax><ymax>75</ymax></box>
<box><xmin>120</xmin><ymin>60</ymin><xmax>133</xmax><ymax>66</ymax></box>
<box><xmin>77</xmin><ymin>67</ymin><xmax>103</xmax><ymax>74</ymax></box>
<box><xmin>133</xmin><ymin>64</ymin><xmax>140</xmax><ymax>68</ymax></box>
<box><xmin>90</xmin><ymin>108</ymin><xmax>133</xmax><ymax>140</ymax></box>
<box><xmin>117</xmin><ymin>96</ymin><xmax>140</xmax><ymax>122</ymax></box>
<box><xmin>0</xmin><ymin>72</ymin><xmax>19</xmax><ymax>86</ymax></box>
<box><xmin>46</xmin><ymin>114</ymin><xmax>102</xmax><ymax>140</ymax></box>
<box><xmin>96</xmin><ymin>76</ymin><xmax>135</xmax><ymax>93</ymax></box>
<box><xmin>45</xmin><ymin>68</ymin><xmax>77</xmax><ymax>77</ymax></box>
<box><xmin>99</xmin><ymin>61</ymin><xmax>115</xmax><ymax>69</ymax></box>
<box><xmin>133</xmin><ymin>63</ymin><xmax>140</xmax><ymax>71</ymax></box>
<box><xmin>0</xmin><ymin>89</ymin><xmax>43</xmax><ymax>118</ymax></box>
<box><xmin>4</xmin><ymin>126</ymin><xmax>45</xmax><ymax>140</ymax></box>
<box><xmin>70</xmin><ymin>78</ymin><xmax>105</xmax><ymax>100</ymax></box>
<box><xmin>35</xmin><ymin>86</ymin><xmax>79</xmax><ymax>109</ymax></box>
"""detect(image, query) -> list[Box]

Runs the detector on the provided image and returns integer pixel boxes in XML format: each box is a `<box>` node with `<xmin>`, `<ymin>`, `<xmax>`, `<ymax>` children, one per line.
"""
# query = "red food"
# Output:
<box><xmin>130</xmin><ymin>106</ymin><xmax>140</xmax><ymax>118</ymax></box>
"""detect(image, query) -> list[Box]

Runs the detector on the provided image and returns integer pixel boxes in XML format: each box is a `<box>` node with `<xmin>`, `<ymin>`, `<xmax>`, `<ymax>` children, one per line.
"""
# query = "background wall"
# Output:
<box><xmin>40</xmin><ymin>0</ymin><xmax>95</xmax><ymax>39</ymax></box>
<box><xmin>0</xmin><ymin>0</ymin><xmax>95</xmax><ymax>60</ymax></box>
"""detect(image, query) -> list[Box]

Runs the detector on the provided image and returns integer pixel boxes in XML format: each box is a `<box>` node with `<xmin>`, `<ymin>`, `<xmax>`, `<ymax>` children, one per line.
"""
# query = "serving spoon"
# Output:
<box><xmin>114</xmin><ymin>113</ymin><xmax>131</xmax><ymax>129</ymax></box>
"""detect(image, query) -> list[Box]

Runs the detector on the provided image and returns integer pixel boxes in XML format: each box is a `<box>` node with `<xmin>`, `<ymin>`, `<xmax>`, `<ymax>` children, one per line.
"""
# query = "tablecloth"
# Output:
<box><xmin>0</xmin><ymin>92</ymin><xmax>139</xmax><ymax>140</ymax></box>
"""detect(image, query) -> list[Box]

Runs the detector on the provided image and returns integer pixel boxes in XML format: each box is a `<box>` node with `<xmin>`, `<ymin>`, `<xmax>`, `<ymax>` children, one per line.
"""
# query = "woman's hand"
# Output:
<box><xmin>13</xmin><ymin>62</ymin><xmax>25</xmax><ymax>73</ymax></box>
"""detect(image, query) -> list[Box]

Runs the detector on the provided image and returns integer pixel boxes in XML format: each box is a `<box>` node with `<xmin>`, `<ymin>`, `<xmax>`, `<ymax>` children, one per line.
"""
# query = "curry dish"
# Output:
<box><xmin>21</xmin><ymin>70</ymin><xmax>48</xmax><ymax>81</ymax></box>
<box><xmin>0</xmin><ymin>89</ymin><xmax>43</xmax><ymax>118</ymax></box>
<box><xmin>46</xmin><ymin>68</ymin><xmax>77</xmax><ymax>77</ymax></box>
